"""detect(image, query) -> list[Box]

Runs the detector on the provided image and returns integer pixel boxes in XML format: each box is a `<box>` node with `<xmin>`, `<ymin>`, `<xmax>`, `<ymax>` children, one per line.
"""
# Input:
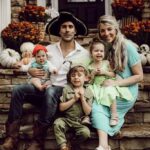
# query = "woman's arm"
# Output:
<box><xmin>116</xmin><ymin>62</ymin><xmax>143</xmax><ymax>86</ymax></box>
<box><xmin>101</xmin><ymin>69</ymin><xmax>115</xmax><ymax>78</ymax></box>
<box><xmin>103</xmin><ymin>62</ymin><xmax>143</xmax><ymax>87</ymax></box>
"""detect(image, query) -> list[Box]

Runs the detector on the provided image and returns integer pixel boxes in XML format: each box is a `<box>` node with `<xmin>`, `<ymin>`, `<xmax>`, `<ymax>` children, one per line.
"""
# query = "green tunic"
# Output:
<box><xmin>60</xmin><ymin>84</ymin><xmax>93</xmax><ymax>120</ymax></box>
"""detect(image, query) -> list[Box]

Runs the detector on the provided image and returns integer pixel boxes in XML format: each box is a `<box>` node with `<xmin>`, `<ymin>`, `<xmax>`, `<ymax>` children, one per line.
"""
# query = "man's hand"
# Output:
<box><xmin>28</xmin><ymin>68</ymin><xmax>46</xmax><ymax>77</ymax></box>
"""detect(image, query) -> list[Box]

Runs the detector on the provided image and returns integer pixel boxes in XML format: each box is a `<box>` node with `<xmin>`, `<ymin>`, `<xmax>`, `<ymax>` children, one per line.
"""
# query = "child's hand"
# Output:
<box><xmin>96</xmin><ymin>68</ymin><xmax>101</xmax><ymax>75</ymax></box>
<box><xmin>74</xmin><ymin>90</ymin><xmax>80</xmax><ymax>101</ymax></box>
<box><xmin>74</xmin><ymin>88</ymin><xmax>85</xmax><ymax>101</ymax></box>
<box><xmin>79</xmin><ymin>88</ymin><xmax>84</xmax><ymax>96</ymax></box>
<box><xmin>91</xmin><ymin>70</ymin><xmax>97</xmax><ymax>78</ymax></box>
<box><xmin>78</xmin><ymin>87</ymin><xmax>85</xmax><ymax>100</ymax></box>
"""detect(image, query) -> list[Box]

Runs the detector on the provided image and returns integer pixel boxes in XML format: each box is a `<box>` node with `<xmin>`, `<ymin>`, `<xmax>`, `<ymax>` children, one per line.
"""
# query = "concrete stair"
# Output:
<box><xmin>0</xmin><ymin>66</ymin><xmax>150</xmax><ymax>150</ymax></box>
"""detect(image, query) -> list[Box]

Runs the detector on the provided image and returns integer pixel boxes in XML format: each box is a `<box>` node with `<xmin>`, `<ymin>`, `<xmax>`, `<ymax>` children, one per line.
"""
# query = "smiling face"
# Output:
<box><xmin>35</xmin><ymin>50</ymin><xmax>47</xmax><ymax>64</ymax></box>
<box><xmin>68</xmin><ymin>66</ymin><xmax>87</xmax><ymax>88</ymax></box>
<box><xmin>91</xmin><ymin>43</ymin><xmax>105</xmax><ymax>62</ymax></box>
<box><xmin>99</xmin><ymin>23</ymin><xmax>117</xmax><ymax>43</ymax></box>
<box><xmin>59</xmin><ymin>21</ymin><xmax>76</xmax><ymax>42</ymax></box>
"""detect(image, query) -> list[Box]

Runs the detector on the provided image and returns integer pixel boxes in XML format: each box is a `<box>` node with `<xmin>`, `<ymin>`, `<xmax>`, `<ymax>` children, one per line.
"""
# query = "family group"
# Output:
<box><xmin>1</xmin><ymin>11</ymin><xmax>143</xmax><ymax>150</ymax></box>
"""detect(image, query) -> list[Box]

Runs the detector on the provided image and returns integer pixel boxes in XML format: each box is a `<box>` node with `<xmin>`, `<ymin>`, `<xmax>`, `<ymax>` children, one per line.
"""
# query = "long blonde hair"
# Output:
<box><xmin>97</xmin><ymin>15</ymin><xmax>136</xmax><ymax>72</ymax></box>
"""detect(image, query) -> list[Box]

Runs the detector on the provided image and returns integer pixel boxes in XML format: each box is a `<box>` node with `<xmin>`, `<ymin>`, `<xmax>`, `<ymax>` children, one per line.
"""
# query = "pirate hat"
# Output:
<box><xmin>45</xmin><ymin>11</ymin><xmax>88</xmax><ymax>36</ymax></box>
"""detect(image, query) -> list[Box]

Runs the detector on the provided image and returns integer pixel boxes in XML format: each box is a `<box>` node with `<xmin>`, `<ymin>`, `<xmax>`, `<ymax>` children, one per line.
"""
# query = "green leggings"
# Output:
<box><xmin>54</xmin><ymin>117</ymin><xmax>90</xmax><ymax>146</ymax></box>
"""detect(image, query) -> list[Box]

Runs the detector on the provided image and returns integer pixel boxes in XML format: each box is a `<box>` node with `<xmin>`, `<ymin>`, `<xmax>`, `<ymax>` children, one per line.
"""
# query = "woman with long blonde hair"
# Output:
<box><xmin>91</xmin><ymin>15</ymin><xmax>143</xmax><ymax>150</ymax></box>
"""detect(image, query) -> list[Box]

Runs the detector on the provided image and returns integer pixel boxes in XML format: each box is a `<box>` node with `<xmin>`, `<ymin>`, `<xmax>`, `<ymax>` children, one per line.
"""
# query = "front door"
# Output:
<box><xmin>58</xmin><ymin>0</ymin><xmax>105</xmax><ymax>29</ymax></box>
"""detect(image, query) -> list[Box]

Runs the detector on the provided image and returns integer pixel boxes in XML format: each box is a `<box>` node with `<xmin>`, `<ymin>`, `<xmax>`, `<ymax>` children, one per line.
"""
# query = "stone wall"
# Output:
<box><xmin>142</xmin><ymin>0</ymin><xmax>150</xmax><ymax>20</ymax></box>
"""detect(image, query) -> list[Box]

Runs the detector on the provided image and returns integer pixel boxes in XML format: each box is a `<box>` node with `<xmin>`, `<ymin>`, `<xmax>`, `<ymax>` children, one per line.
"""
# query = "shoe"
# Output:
<box><xmin>60</xmin><ymin>142</ymin><xmax>71</xmax><ymax>150</ymax></box>
<box><xmin>60</xmin><ymin>147</ymin><xmax>70</xmax><ymax>150</ymax></box>
<box><xmin>60</xmin><ymin>146</ymin><xmax>71</xmax><ymax>150</ymax></box>
<box><xmin>26</xmin><ymin>141</ymin><xmax>42</xmax><ymax>150</ymax></box>
<box><xmin>1</xmin><ymin>137</ymin><xmax>17</xmax><ymax>150</ymax></box>
<box><xmin>95</xmin><ymin>146</ymin><xmax>105</xmax><ymax>150</ymax></box>
<box><xmin>95</xmin><ymin>145</ymin><xmax>111</xmax><ymax>150</ymax></box>
<box><xmin>110</xmin><ymin>115</ymin><xmax>118</xmax><ymax>126</ymax></box>
<box><xmin>81</xmin><ymin>116</ymin><xmax>91</xmax><ymax>125</ymax></box>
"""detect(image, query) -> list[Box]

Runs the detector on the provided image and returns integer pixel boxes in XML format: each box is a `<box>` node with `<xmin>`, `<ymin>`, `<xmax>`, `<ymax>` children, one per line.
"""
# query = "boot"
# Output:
<box><xmin>27</xmin><ymin>121</ymin><xmax>48</xmax><ymax>150</ymax></box>
<box><xmin>1</xmin><ymin>120</ymin><xmax>20</xmax><ymax>150</ymax></box>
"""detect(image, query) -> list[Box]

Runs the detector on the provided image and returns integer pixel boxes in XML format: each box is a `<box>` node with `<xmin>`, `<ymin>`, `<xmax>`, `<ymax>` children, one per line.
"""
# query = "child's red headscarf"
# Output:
<box><xmin>32</xmin><ymin>44</ymin><xmax>47</xmax><ymax>56</ymax></box>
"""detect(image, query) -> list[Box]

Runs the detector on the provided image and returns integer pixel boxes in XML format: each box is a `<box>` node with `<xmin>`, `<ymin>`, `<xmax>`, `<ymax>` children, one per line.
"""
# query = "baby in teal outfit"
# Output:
<box><xmin>29</xmin><ymin>44</ymin><xmax>57</xmax><ymax>91</ymax></box>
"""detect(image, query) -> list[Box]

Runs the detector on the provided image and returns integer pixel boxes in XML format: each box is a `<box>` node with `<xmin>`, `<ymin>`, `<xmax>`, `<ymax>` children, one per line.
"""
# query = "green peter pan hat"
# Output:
<box><xmin>67</xmin><ymin>62</ymin><xmax>88</xmax><ymax>83</ymax></box>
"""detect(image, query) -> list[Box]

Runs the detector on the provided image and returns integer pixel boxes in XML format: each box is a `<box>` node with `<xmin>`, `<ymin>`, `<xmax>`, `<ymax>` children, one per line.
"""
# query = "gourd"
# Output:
<box><xmin>0</xmin><ymin>48</ymin><xmax>21</xmax><ymax>68</ymax></box>
<box><xmin>138</xmin><ymin>44</ymin><xmax>150</xmax><ymax>66</ymax></box>
<box><xmin>140</xmin><ymin>44</ymin><xmax>150</xmax><ymax>54</ymax></box>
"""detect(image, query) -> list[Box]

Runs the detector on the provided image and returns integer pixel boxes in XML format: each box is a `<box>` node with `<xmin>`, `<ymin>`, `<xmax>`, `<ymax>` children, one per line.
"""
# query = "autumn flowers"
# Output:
<box><xmin>1</xmin><ymin>21</ymin><xmax>40</xmax><ymax>51</ymax></box>
<box><xmin>111</xmin><ymin>0</ymin><xmax>144</xmax><ymax>20</ymax></box>
<box><xmin>122</xmin><ymin>20</ymin><xmax>150</xmax><ymax>45</ymax></box>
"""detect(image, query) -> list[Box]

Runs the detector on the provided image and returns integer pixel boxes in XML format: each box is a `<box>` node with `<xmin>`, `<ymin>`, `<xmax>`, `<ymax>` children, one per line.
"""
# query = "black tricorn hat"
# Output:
<box><xmin>45</xmin><ymin>11</ymin><xmax>88</xmax><ymax>36</ymax></box>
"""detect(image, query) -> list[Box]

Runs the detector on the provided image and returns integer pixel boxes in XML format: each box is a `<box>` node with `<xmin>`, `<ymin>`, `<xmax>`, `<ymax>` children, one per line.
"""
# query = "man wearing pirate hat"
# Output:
<box><xmin>2</xmin><ymin>11</ymin><xmax>90</xmax><ymax>150</ymax></box>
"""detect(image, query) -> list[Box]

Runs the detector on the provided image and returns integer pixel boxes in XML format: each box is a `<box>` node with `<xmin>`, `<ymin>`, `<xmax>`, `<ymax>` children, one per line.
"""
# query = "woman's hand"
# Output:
<box><xmin>28</xmin><ymin>68</ymin><xmax>45</xmax><ymax>77</ymax></box>
<box><xmin>102</xmin><ymin>79</ymin><xmax>116</xmax><ymax>86</ymax></box>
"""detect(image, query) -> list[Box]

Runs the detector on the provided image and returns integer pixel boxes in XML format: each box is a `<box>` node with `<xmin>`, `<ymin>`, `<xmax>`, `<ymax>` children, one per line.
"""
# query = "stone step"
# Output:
<box><xmin>0</xmin><ymin>124</ymin><xmax>150</xmax><ymax>150</ymax></box>
<box><xmin>0</xmin><ymin>101</ymin><xmax>150</xmax><ymax>125</ymax></box>
<box><xmin>0</xmin><ymin>77</ymin><xmax>150</xmax><ymax>93</ymax></box>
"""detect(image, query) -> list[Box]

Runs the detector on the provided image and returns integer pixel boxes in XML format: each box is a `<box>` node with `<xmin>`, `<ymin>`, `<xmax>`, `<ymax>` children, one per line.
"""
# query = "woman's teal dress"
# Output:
<box><xmin>91</xmin><ymin>42</ymin><xmax>141</xmax><ymax>136</ymax></box>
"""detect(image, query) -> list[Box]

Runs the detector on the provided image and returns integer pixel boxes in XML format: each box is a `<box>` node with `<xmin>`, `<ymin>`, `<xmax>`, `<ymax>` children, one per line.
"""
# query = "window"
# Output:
<box><xmin>68</xmin><ymin>0</ymin><xmax>96</xmax><ymax>2</ymax></box>
<box><xmin>0</xmin><ymin>0</ymin><xmax>11</xmax><ymax>51</ymax></box>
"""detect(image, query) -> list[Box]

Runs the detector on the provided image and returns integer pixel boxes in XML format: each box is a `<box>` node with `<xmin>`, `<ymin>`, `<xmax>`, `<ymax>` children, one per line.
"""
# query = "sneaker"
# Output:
<box><xmin>95</xmin><ymin>146</ymin><xmax>105</xmax><ymax>150</ymax></box>
<box><xmin>95</xmin><ymin>145</ymin><xmax>111</xmax><ymax>150</ymax></box>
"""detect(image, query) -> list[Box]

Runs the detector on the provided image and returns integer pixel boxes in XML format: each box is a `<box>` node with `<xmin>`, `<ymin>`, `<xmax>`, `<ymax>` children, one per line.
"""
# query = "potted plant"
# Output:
<box><xmin>1</xmin><ymin>21</ymin><xmax>40</xmax><ymax>52</ymax></box>
<box><xmin>19</xmin><ymin>5</ymin><xmax>46</xmax><ymax>22</ymax></box>
<box><xmin>122</xmin><ymin>20</ymin><xmax>150</xmax><ymax>46</ymax></box>
<box><xmin>111</xmin><ymin>0</ymin><xmax>144</xmax><ymax>20</ymax></box>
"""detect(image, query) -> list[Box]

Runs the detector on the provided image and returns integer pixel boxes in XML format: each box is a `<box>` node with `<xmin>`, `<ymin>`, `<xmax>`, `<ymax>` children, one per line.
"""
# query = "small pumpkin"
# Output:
<box><xmin>0</xmin><ymin>48</ymin><xmax>21</xmax><ymax>68</ymax></box>
<box><xmin>140</xmin><ymin>44</ymin><xmax>150</xmax><ymax>54</ymax></box>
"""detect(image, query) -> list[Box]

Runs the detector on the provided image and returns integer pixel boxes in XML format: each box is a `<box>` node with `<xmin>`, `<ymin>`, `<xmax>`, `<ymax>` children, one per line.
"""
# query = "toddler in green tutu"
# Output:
<box><xmin>88</xmin><ymin>38</ymin><xmax>133</xmax><ymax>126</ymax></box>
